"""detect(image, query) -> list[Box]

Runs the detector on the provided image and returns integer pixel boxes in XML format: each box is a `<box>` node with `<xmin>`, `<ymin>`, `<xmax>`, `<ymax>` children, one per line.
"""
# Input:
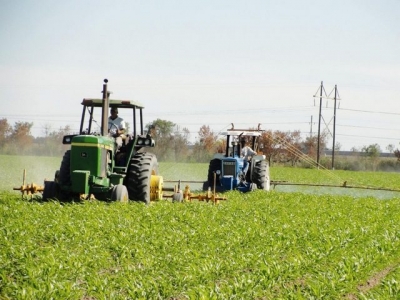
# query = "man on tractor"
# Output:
<box><xmin>108</xmin><ymin>107</ymin><xmax>126</xmax><ymax>150</ymax></box>
<box><xmin>240</xmin><ymin>138</ymin><xmax>257</xmax><ymax>181</ymax></box>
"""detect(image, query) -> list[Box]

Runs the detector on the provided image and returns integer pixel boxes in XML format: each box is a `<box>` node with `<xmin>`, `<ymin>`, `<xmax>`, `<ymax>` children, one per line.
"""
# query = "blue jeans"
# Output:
<box><xmin>243</xmin><ymin>160</ymin><xmax>250</xmax><ymax>175</ymax></box>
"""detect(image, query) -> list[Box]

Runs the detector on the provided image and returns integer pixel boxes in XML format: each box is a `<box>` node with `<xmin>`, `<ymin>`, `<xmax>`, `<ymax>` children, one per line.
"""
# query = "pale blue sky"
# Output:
<box><xmin>1</xmin><ymin>0</ymin><xmax>399</xmax><ymax>151</ymax></box>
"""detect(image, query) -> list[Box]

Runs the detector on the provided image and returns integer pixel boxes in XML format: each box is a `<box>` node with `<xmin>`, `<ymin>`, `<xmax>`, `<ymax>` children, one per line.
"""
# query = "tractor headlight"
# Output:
<box><xmin>145</xmin><ymin>139</ymin><xmax>150</xmax><ymax>145</ymax></box>
<box><xmin>137</xmin><ymin>139</ymin><xmax>143</xmax><ymax>145</ymax></box>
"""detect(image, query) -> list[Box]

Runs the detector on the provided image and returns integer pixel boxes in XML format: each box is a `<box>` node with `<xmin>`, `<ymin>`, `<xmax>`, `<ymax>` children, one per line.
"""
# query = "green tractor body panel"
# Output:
<box><xmin>70</xmin><ymin>135</ymin><xmax>115</xmax><ymax>194</ymax></box>
<box><xmin>71</xmin><ymin>135</ymin><xmax>114</xmax><ymax>178</ymax></box>
<box><xmin>72</xmin><ymin>170</ymin><xmax>90</xmax><ymax>195</ymax></box>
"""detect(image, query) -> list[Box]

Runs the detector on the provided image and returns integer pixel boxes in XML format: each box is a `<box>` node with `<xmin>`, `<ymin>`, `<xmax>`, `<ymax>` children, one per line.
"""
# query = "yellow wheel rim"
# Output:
<box><xmin>150</xmin><ymin>175</ymin><xmax>163</xmax><ymax>201</ymax></box>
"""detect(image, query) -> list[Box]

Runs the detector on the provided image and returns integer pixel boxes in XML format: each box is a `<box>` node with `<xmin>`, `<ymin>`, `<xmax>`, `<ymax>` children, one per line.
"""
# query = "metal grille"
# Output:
<box><xmin>223</xmin><ymin>161</ymin><xmax>236</xmax><ymax>176</ymax></box>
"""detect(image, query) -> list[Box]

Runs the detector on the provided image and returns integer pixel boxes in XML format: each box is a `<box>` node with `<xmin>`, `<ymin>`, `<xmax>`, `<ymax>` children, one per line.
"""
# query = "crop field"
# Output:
<box><xmin>1</xmin><ymin>155</ymin><xmax>400</xmax><ymax>299</ymax></box>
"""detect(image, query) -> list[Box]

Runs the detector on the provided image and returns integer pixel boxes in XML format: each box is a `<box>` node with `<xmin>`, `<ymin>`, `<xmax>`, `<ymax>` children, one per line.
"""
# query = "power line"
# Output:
<box><xmin>339</xmin><ymin>107</ymin><xmax>400</xmax><ymax>115</ymax></box>
<box><xmin>337</xmin><ymin>133</ymin><xmax>400</xmax><ymax>141</ymax></box>
<box><xmin>3</xmin><ymin>105</ymin><xmax>399</xmax><ymax>120</ymax></box>
<box><xmin>0</xmin><ymin>105</ymin><xmax>316</xmax><ymax>118</ymax></box>
<box><xmin>337</xmin><ymin>124</ymin><xmax>400</xmax><ymax>132</ymax></box>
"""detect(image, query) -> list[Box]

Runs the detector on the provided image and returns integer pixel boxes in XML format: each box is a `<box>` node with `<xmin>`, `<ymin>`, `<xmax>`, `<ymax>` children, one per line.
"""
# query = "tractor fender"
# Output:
<box><xmin>253</xmin><ymin>154</ymin><xmax>266</xmax><ymax>161</ymax></box>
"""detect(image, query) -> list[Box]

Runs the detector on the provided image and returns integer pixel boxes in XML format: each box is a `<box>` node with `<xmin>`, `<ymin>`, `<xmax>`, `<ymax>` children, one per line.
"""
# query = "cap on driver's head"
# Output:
<box><xmin>111</xmin><ymin>107</ymin><xmax>118</xmax><ymax>113</ymax></box>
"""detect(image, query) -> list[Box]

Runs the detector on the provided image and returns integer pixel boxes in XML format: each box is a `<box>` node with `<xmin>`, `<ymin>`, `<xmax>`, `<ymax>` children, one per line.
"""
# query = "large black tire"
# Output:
<box><xmin>55</xmin><ymin>150</ymin><xmax>71</xmax><ymax>201</ymax></box>
<box><xmin>252</xmin><ymin>160</ymin><xmax>269</xmax><ymax>190</ymax></box>
<box><xmin>205</xmin><ymin>159</ymin><xmax>221</xmax><ymax>190</ymax></box>
<box><xmin>125</xmin><ymin>152</ymin><xmax>158</xmax><ymax>204</ymax></box>
<box><xmin>59</xmin><ymin>150</ymin><xmax>71</xmax><ymax>186</ymax></box>
<box><xmin>42</xmin><ymin>181</ymin><xmax>57</xmax><ymax>201</ymax></box>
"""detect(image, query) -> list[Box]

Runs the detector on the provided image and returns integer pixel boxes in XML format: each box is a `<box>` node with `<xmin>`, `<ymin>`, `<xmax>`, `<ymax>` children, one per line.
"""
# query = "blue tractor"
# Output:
<box><xmin>203</xmin><ymin>125</ymin><xmax>270</xmax><ymax>193</ymax></box>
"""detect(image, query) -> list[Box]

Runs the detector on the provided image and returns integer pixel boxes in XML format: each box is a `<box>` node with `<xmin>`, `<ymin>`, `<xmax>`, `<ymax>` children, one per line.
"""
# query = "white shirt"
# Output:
<box><xmin>241</xmin><ymin>146</ymin><xmax>257</xmax><ymax>159</ymax></box>
<box><xmin>108</xmin><ymin>116</ymin><xmax>126</xmax><ymax>136</ymax></box>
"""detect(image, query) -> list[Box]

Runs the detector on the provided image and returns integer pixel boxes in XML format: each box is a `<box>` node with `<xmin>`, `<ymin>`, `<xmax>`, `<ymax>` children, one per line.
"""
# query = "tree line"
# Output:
<box><xmin>1</xmin><ymin>118</ymin><xmax>399</xmax><ymax>171</ymax></box>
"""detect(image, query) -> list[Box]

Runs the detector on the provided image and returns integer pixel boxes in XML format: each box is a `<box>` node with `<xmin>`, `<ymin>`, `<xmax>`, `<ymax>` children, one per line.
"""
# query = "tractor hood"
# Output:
<box><xmin>71</xmin><ymin>135</ymin><xmax>115</xmax><ymax>150</ymax></box>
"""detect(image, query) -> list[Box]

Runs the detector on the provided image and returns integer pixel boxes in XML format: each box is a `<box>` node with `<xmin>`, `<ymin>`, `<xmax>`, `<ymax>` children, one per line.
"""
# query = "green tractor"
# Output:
<box><xmin>43</xmin><ymin>79</ymin><xmax>163</xmax><ymax>203</ymax></box>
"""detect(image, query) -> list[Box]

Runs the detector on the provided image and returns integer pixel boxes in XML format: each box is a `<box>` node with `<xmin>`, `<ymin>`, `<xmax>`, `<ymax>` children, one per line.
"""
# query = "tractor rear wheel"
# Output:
<box><xmin>252</xmin><ymin>160</ymin><xmax>270</xmax><ymax>190</ymax></box>
<box><xmin>111</xmin><ymin>184</ymin><xmax>129</xmax><ymax>202</ymax></box>
<box><xmin>125</xmin><ymin>152</ymin><xmax>158</xmax><ymax>204</ymax></box>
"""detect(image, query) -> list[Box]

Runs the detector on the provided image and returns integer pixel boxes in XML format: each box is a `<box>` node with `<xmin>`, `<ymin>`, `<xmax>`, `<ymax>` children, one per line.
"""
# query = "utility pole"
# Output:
<box><xmin>317</xmin><ymin>81</ymin><xmax>323</xmax><ymax>167</ymax></box>
<box><xmin>331</xmin><ymin>85</ymin><xmax>339</xmax><ymax>170</ymax></box>
<box><xmin>331</xmin><ymin>85</ymin><xmax>337</xmax><ymax>169</ymax></box>
<box><xmin>313</xmin><ymin>82</ymin><xmax>341</xmax><ymax>170</ymax></box>
<box><xmin>309</xmin><ymin>115</ymin><xmax>313</xmax><ymax>138</ymax></box>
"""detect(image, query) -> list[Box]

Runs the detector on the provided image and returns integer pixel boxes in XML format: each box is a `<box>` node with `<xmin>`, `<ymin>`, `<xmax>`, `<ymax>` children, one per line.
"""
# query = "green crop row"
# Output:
<box><xmin>2</xmin><ymin>154</ymin><xmax>400</xmax><ymax>298</ymax></box>
<box><xmin>1</xmin><ymin>189</ymin><xmax>400</xmax><ymax>299</ymax></box>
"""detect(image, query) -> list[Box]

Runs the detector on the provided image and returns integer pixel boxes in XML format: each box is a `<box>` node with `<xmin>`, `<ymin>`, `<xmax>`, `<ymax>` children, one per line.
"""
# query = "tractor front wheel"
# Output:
<box><xmin>43</xmin><ymin>181</ymin><xmax>57</xmax><ymax>201</ymax></box>
<box><xmin>204</xmin><ymin>158</ymin><xmax>221</xmax><ymax>190</ymax></box>
<box><xmin>111</xmin><ymin>184</ymin><xmax>129</xmax><ymax>202</ymax></box>
<box><xmin>59</xmin><ymin>150</ymin><xmax>71</xmax><ymax>186</ymax></box>
<box><xmin>57</xmin><ymin>150</ymin><xmax>72</xmax><ymax>200</ymax></box>
<box><xmin>125</xmin><ymin>152</ymin><xmax>159</xmax><ymax>204</ymax></box>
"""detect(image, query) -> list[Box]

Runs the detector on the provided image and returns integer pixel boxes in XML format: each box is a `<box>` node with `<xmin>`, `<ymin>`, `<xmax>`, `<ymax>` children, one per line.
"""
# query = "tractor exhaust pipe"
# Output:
<box><xmin>101</xmin><ymin>79</ymin><xmax>109</xmax><ymax>136</ymax></box>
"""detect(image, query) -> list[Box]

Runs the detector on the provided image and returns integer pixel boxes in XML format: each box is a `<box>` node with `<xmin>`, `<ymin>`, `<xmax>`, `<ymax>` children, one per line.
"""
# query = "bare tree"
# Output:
<box><xmin>11</xmin><ymin>121</ymin><xmax>34</xmax><ymax>154</ymax></box>
<box><xmin>0</xmin><ymin>118</ymin><xmax>12</xmax><ymax>152</ymax></box>
<box><xmin>191</xmin><ymin>125</ymin><xmax>218</xmax><ymax>162</ymax></box>
<box><xmin>259</xmin><ymin>130</ymin><xmax>277</xmax><ymax>165</ymax></box>
<box><xmin>386</xmin><ymin>144</ymin><xmax>395</xmax><ymax>153</ymax></box>
<box><xmin>172</xmin><ymin>125</ymin><xmax>190</xmax><ymax>161</ymax></box>
<box><xmin>286</xmin><ymin>130</ymin><xmax>302</xmax><ymax>166</ymax></box>
<box><xmin>146</xmin><ymin>119</ymin><xmax>176</xmax><ymax>161</ymax></box>
<box><xmin>394</xmin><ymin>149</ymin><xmax>400</xmax><ymax>162</ymax></box>
<box><xmin>361</xmin><ymin>143</ymin><xmax>381</xmax><ymax>171</ymax></box>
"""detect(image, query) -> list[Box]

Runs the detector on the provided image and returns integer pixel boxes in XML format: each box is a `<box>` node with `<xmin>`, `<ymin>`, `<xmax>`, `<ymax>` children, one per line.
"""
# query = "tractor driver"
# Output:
<box><xmin>240</xmin><ymin>139</ymin><xmax>257</xmax><ymax>180</ymax></box>
<box><xmin>108</xmin><ymin>107</ymin><xmax>126</xmax><ymax>150</ymax></box>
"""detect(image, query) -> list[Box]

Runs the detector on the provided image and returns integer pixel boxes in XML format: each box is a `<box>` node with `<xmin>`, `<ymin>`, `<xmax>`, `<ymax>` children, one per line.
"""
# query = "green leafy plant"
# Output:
<box><xmin>1</xmin><ymin>190</ymin><xmax>400</xmax><ymax>298</ymax></box>
<box><xmin>2</xmin><ymin>155</ymin><xmax>400</xmax><ymax>298</ymax></box>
